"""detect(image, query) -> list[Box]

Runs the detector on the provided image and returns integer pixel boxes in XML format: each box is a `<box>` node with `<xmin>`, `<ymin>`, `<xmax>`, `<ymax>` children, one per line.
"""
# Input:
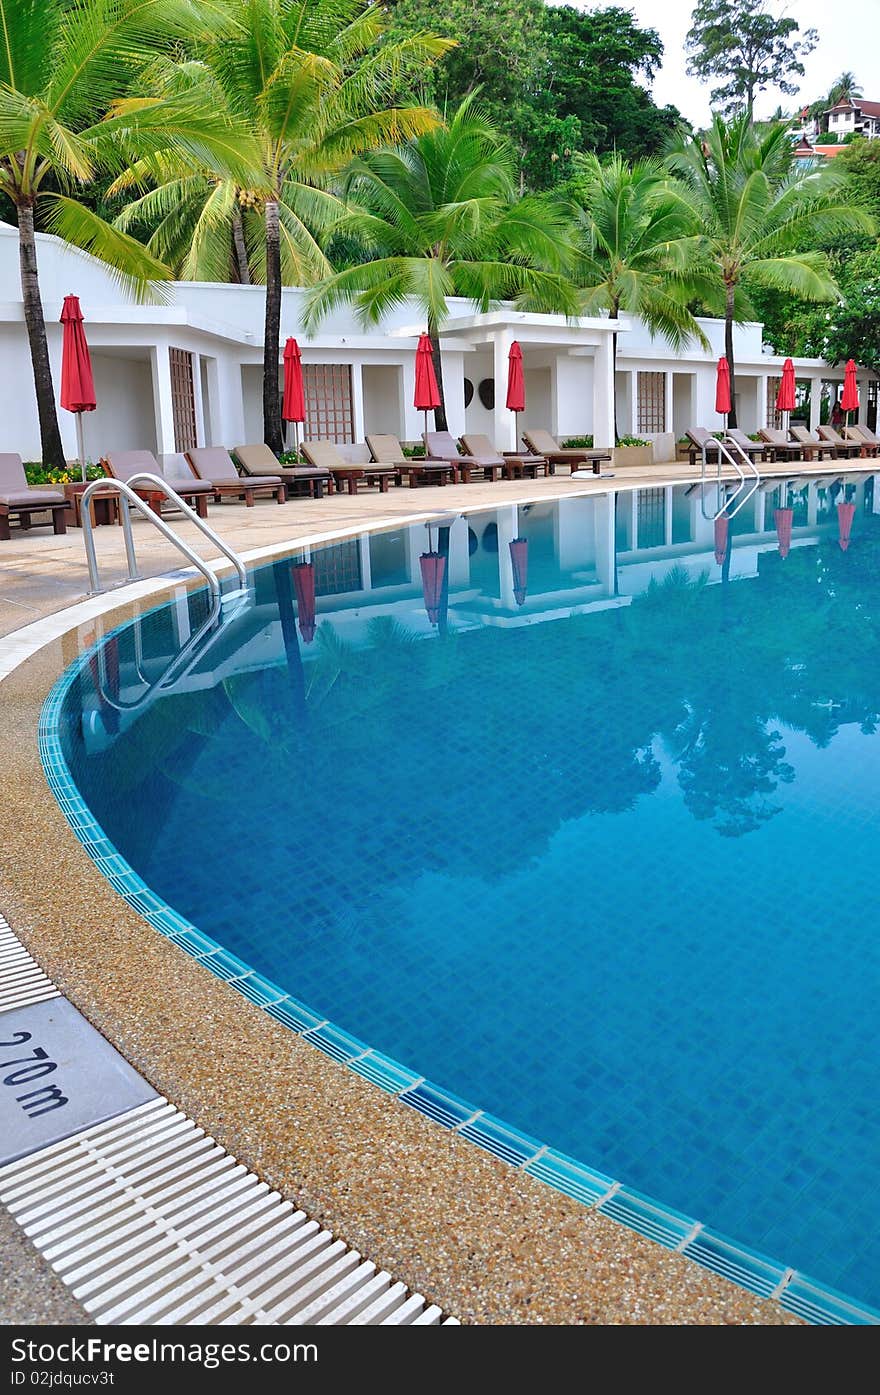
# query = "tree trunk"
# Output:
<box><xmin>427</xmin><ymin>317</ymin><xmax>448</xmax><ymax>434</ymax></box>
<box><xmin>232</xmin><ymin>207</ymin><xmax>251</xmax><ymax>285</ymax></box>
<box><xmin>263</xmin><ymin>199</ymin><xmax>283</xmax><ymax>455</ymax></box>
<box><xmin>17</xmin><ymin>203</ymin><xmax>65</xmax><ymax>469</ymax></box>
<box><xmin>725</xmin><ymin>283</ymin><xmax>737</xmax><ymax>429</ymax></box>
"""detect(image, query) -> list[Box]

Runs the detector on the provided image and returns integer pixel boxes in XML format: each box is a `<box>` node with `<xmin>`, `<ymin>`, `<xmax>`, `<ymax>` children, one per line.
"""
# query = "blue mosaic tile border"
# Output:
<box><xmin>38</xmin><ymin>640</ymin><xmax>880</xmax><ymax>1328</ymax></box>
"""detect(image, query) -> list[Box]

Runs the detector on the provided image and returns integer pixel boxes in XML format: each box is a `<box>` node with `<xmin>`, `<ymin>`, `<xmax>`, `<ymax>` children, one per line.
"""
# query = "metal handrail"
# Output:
<box><xmin>79</xmin><ymin>474</ymin><xmax>248</xmax><ymax>597</ymax></box>
<box><xmin>699</xmin><ymin>436</ymin><xmax>761</xmax><ymax>522</ymax></box>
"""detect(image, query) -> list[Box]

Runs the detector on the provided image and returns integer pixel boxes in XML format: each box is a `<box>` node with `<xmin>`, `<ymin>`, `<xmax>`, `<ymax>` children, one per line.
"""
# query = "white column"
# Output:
<box><xmin>755</xmin><ymin>489</ymin><xmax>766</xmax><ymax>532</ymax></box>
<box><xmin>758</xmin><ymin>374</ymin><xmax>769</xmax><ymax>429</ymax></box>
<box><xmin>664</xmin><ymin>486</ymin><xmax>673</xmax><ymax>545</ymax></box>
<box><xmin>809</xmin><ymin>375</ymin><xmax>822</xmax><ymax>431</ymax></box>
<box><xmin>150</xmin><ymin>343</ymin><xmax>177</xmax><ymax>455</ymax></box>
<box><xmin>351</xmin><ymin>361</ymin><xmax>365</xmax><ymax>443</ymax></box>
<box><xmin>592</xmin><ymin>335</ymin><xmax>614</xmax><ymax>449</ymax></box>
<box><xmin>628</xmin><ymin>370</ymin><xmax>639</xmax><ymax>437</ymax></box>
<box><xmin>358</xmin><ymin>534</ymin><xmax>372</xmax><ymax>592</ymax></box>
<box><xmin>593</xmin><ymin>492</ymin><xmax>615</xmax><ymax>594</ymax></box>
<box><xmin>806</xmin><ymin>483</ymin><xmax>818</xmax><ymax>526</ymax></box>
<box><xmin>447</xmin><ymin>515</ymin><xmax>470</xmax><ymax>587</ymax></box>
<box><xmin>192</xmin><ymin>354</ymin><xmax>205</xmax><ymax>447</ymax></box>
<box><xmin>858</xmin><ymin>377</ymin><xmax>868</xmax><ymax>427</ymax></box>
<box><xmin>663</xmin><ymin>371</ymin><xmax>673</xmax><ymax>436</ymax></box>
<box><xmin>495</xmin><ymin>506</ymin><xmax>519</xmax><ymax>609</ymax></box>
<box><xmin>493</xmin><ymin>330</ymin><xmax>516</xmax><ymax>450</ymax></box>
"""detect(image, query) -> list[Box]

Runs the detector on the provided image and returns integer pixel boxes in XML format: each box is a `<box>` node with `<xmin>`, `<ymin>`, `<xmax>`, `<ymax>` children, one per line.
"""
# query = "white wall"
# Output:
<box><xmin>88</xmin><ymin>353</ymin><xmax>156</xmax><ymax>456</ymax></box>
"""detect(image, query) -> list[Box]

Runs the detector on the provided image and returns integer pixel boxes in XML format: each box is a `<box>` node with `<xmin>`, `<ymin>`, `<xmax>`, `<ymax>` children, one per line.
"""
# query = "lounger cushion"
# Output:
<box><xmin>188</xmin><ymin>446</ymin><xmax>281</xmax><ymax>487</ymax></box>
<box><xmin>300</xmin><ymin>440</ymin><xmax>344</xmax><ymax>468</ymax></box>
<box><xmin>365</xmin><ymin>434</ymin><xmax>408</xmax><ymax>464</ymax></box>
<box><xmin>104</xmin><ymin>450</ymin><xmax>214</xmax><ymax>493</ymax></box>
<box><xmin>0</xmin><ymin>488</ymin><xmax>66</xmax><ymax>506</ymax></box>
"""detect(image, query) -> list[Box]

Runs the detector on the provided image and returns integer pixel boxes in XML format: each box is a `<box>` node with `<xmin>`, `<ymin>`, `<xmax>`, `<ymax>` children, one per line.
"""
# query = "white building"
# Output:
<box><xmin>1</xmin><ymin>219</ymin><xmax>876</xmax><ymax>467</ymax></box>
<box><xmin>823</xmin><ymin>97</ymin><xmax>880</xmax><ymax>142</ymax></box>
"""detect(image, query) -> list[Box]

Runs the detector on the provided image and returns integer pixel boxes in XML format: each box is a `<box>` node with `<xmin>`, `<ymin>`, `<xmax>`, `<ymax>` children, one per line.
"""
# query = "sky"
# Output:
<box><xmin>568</xmin><ymin>1</ymin><xmax>880</xmax><ymax>129</ymax></box>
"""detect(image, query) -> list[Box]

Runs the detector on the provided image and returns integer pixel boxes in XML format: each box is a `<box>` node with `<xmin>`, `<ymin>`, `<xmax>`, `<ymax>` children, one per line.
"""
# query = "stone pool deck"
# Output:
<box><xmin>0</xmin><ymin>461</ymin><xmax>837</xmax><ymax>1325</ymax></box>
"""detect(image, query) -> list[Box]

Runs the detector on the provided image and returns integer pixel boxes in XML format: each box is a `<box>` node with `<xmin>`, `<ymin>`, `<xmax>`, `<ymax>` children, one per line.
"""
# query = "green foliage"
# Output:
<box><xmin>801</xmin><ymin>248</ymin><xmax>880</xmax><ymax>374</ymax></box>
<box><xmin>384</xmin><ymin>1</ymin><xmax>685</xmax><ymax>190</ymax></box>
<box><xmin>616</xmin><ymin>435</ymin><xmax>650</xmax><ymax>447</ymax></box>
<box><xmin>561</xmin><ymin>434</ymin><xmax>593</xmax><ymax>448</ymax></box>
<box><xmin>685</xmin><ymin>0</ymin><xmax>818</xmax><ymax>116</ymax></box>
<box><xmin>24</xmin><ymin>463</ymin><xmax>104</xmax><ymax>483</ymax></box>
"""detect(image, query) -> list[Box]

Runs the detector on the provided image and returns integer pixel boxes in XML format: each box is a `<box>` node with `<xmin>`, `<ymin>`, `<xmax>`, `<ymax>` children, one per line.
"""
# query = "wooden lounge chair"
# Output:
<box><xmin>520</xmin><ymin>428</ymin><xmax>613</xmax><ymax>475</ymax></box>
<box><xmin>724</xmin><ymin>428</ymin><xmax>770</xmax><ymax>462</ymax></box>
<box><xmin>101</xmin><ymin>449</ymin><xmax>213</xmax><ymax>519</ymax></box>
<box><xmin>758</xmin><ymin>428</ymin><xmax>805</xmax><ymax>461</ymax></box>
<box><xmin>366</xmin><ymin>434</ymin><xmax>455</xmax><ymax>487</ymax></box>
<box><xmin>459</xmin><ymin>433</ymin><xmax>549</xmax><ymax>479</ymax></box>
<box><xmin>685</xmin><ymin>427</ymin><xmax>727</xmax><ymax>467</ymax></box>
<box><xmin>844</xmin><ymin>424</ymin><xmax>880</xmax><ymax>457</ymax></box>
<box><xmin>816</xmin><ymin>425</ymin><xmax>863</xmax><ymax>458</ymax></box>
<box><xmin>299</xmin><ymin>440</ymin><xmax>398</xmax><ymax>494</ymax></box>
<box><xmin>233</xmin><ymin>443</ymin><xmax>332</xmax><ymax>498</ymax></box>
<box><xmin>185</xmin><ymin>446</ymin><xmax>285</xmax><ymax>506</ymax></box>
<box><xmin>788</xmin><ymin>426</ymin><xmax>838</xmax><ymax>461</ymax></box>
<box><xmin>422</xmin><ymin>430</ymin><xmax>499</xmax><ymax>482</ymax></box>
<box><xmin>0</xmin><ymin>453</ymin><xmax>70</xmax><ymax>540</ymax></box>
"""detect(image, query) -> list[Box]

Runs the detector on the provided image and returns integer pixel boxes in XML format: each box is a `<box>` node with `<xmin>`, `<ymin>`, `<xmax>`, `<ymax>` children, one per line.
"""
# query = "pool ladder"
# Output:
<box><xmin>699</xmin><ymin>436</ymin><xmax>761</xmax><ymax>522</ymax></box>
<box><xmin>79</xmin><ymin>474</ymin><xmax>248</xmax><ymax>601</ymax></box>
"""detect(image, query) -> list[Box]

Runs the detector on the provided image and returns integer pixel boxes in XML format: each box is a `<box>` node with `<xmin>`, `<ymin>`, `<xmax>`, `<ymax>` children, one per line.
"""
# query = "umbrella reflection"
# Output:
<box><xmin>509</xmin><ymin>536</ymin><xmax>528</xmax><ymax>605</ymax></box>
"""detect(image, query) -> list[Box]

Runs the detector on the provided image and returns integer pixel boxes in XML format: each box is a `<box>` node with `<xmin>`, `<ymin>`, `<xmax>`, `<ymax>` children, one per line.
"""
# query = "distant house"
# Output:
<box><xmin>823</xmin><ymin>96</ymin><xmax>880</xmax><ymax>142</ymax></box>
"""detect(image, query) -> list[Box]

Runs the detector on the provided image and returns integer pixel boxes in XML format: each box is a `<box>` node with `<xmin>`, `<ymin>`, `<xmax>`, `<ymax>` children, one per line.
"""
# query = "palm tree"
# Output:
<box><xmin>571</xmin><ymin>153</ymin><xmax>710</xmax><ymax>441</ymax></box>
<box><xmin>666</xmin><ymin>114</ymin><xmax>875</xmax><ymax>427</ymax></box>
<box><xmin>827</xmin><ymin>72</ymin><xmax>863</xmax><ymax>107</ymax></box>
<box><xmin>115</xmin><ymin>0</ymin><xmax>453</xmax><ymax>454</ymax></box>
<box><xmin>0</xmin><ymin>0</ymin><xmax>261</xmax><ymax>468</ymax></box>
<box><xmin>302</xmin><ymin>94</ymin><xmax>580</xmax><ymax>430</ymax></box>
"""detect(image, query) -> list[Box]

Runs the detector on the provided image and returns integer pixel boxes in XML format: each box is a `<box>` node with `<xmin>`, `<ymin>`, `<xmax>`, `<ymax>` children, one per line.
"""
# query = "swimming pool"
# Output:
<box><xmin>43</xmin><ymin>482</ymin><xmax>880</xmax><ymax>1323</ymax></box>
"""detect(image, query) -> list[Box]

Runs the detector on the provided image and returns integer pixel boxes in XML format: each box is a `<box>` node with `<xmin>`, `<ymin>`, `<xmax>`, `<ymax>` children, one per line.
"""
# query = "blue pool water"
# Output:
<box><xmin>48</xmin><ymin>487</ymin><xmax>880</xmax><ymax>1319</ymax></box>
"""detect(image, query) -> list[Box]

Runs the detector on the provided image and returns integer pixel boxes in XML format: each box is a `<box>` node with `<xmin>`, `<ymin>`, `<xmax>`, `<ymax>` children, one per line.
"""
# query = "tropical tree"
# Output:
<box><xmin>0</xmin><ymin>0</ymin><xmax>261</xmax><ymax>468</ymax></box>
<box><xmin>685</xmin><ymin>0</ymin><xmax>817</xmax><ymax>118</ymax></box>
<box><xmin>115</xmin><ymin>0</ymin><xmax>453</xmax><ymax>455</ymax></box>
<box><xmin>665</xmin><ymin>114</ymin><xmax>875</xmax><ymax>426</ymax></box>
<box><xmin>826</xmin><ymin>72</ymin><xmax>863</xmax><ymax>108</ymax></box>
<box><xmin>303</xmin><ymin>95</ymin><xmax>580</xmax><ymax>430</ymax></box>
<box><xmin>570</xmin><ymin>153</ymin><xmax>709</xmax><ymax>440</ymax></box>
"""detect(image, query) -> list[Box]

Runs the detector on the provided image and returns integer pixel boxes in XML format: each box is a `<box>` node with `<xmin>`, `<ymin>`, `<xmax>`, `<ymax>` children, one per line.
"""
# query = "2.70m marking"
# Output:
<box><xmin>0</xmin><ymin>1030</ymin><xmax>68</xmax><ymax>1116</ymax></box>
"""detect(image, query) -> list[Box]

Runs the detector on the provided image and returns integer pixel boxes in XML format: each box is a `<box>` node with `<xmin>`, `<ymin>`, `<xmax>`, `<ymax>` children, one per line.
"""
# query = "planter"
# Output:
<box><xmin>611</xmin><ymin>443</ymin><xmax>654</xmax><ymax>469</ymax></box>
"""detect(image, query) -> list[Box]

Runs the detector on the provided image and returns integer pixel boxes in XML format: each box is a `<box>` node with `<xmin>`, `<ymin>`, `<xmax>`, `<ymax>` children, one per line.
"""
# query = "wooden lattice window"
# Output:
<box><xmin>766</xmin><ymin>377</ymin><xmax>782</xmax><ymax>430</ymax></box>
<box><xmin>169</xmin><ymin>348</ymin><xmax>197</xmax><ymax>452</ymax></box>
<box><xmin>637</xmin><ymin>488</ymin><xmax>665</xmax><ymax>549</ymax></box>
<box><xmin>867</xmin><ymin>379</ymin><xmax>878</xmax><ymax>432</ymax></box>
<box><xmin>313</xmin><ymin>540</ymin><xmax>362</xmax><ymax>595</ymax></box>
<box><xmin>637</xmin><ymin>372</ymin><xmax>666</xmax><ymax>433</ymax></box>
<box><xmin>303</xmin><ymin>363</ymin><xmax>353</xmax><ymax>443</ymax></box>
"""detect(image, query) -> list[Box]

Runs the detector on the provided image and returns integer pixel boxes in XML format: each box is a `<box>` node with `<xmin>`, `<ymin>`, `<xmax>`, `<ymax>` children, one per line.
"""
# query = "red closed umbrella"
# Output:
<box><xmin>840</xmin><ymin>359</ymin><xmax>859</xmax><ymax>428</ymax></box>
<box><xmin>283</xmin><ymin>338</ymin><xmax>306</xmax><ymax>453</ymax></box>
<box><xmin>414</xmin><ymin>332</ymin><xmax>441</xmax><ymax>436</ymax></box>
<box><xmin>419</xmin><ymin>550</ymin><xmax>446</xmax><ymax>626</ymax></box>
<box><xmin>291</xmin><ymin>560</ymin><xmax>316</xmax><ymax>643</ymax></box>
<box><xmin>715</xmin><ymin>357</ymin><xmax>731</xmax><ymax>419</ymax></box>
<box><xmin>775</xmin><ymin>358</ymin><xmax>796</xmax><ymax>433</ymax></box>
<box><xmin>506</xmin><ymin>341</ymin><xmax>525</xmax><ymax>446</ymax></box>
<box><xmin>509</xmin><ymin>537</ymin><xmax>528</xmax><ymax>606</ymax></box>
<box><xmin>60</xmin><ymin>294</ymin><xmax>97</xmax><ymax>482</ymax></box>
<box><xmin>774</xmin><ymin>506</ymin><xmax>793</xmax><ymax>559</ymax></box>
<box><xmin>837</xmin><ymin>499</ymin><xmax>855</xmax><ymax>551</ymax></box>
<box><xmin>714</xmin><ymin>514</ymin><xmax>729</xmax><ymax>564</ymax></box>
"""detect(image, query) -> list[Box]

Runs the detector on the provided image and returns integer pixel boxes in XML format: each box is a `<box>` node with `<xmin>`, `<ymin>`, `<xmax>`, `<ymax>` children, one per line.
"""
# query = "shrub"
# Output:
<box><xmin>402</xmin><ymin>443</ymin><xmax>426</xmax><ymax>457</ymax></box>
<box><xmin>278</xmin><ymin>451</ymin><xmax>301</xmax><ymax>464</ymax></box>
<box><xmin>561</xmin><ymin>434</ymin><xmax>594</xmax><ymax>448</ymax></box>
<box><xmin>24</xmin><ymin>462</ymin><xmax>105</xmax><ymax>484</ymax></box>
<box><xmin>616</xmin><ymin>435</ymin><xmax>650</xmax><ymax>447</ymax></box>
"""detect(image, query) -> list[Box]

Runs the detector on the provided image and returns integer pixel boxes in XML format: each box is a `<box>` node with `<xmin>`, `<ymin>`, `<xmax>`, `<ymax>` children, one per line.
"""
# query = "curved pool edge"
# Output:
<box><xmin>35</xmin><ymin>575</ymin><xmax>878</xmax><ymax>1328</ymax></box>
<box><xmin>0</xmin><ymin>493</ymin><xmax>864</xmax><ymax>1328</ymax></box>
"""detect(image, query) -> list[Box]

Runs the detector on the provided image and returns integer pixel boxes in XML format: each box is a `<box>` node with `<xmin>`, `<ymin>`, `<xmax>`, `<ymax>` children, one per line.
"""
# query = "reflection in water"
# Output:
<box><xmin>60</xmin><ymin>478</ymin><xmax>880</xmax><ymax>1314</ymax></box>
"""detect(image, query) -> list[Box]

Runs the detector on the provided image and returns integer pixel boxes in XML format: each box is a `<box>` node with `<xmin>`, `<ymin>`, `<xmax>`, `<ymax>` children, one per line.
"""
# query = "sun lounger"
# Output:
<box><xmin>788</xmin><ymin>426</ymin><xmax>838</xmax><ymax>461</ymax></box>
<box><xmin>423</xmin><ymin>430</ymin><xmax>509</xmax><ymax>482</ymax></box>
<box><xmin>816</xmin><ymin>425</ymin><xmax>863</xmax><ymax>458</ymax></box>
<box><xmin>184</xmin><ymin>446</ymin><xmax>285</xmax><ymax>505</ymax></box>
<box><xmin>520</xmin><ymin>428</ymin><xmax>613</xmax><ymax>475</ymax></box>
<box><xmin>366</xmin><ymin>434</ymin><xmax>455</xmax><ymax>487</ymax></box>
<box><xmin>758</xmin><ymin>428</ymin><xmax>805</xmax><ymax>461</ymax></box>
<box><xmin>459</xmin><ymin>433</ymin><xmax>549</xmax><ymax>479</ymax></box>
<box><xmin>233</xmin><ymin>443</ymin><xmax>332</xmax><ymax>498</ymax></box>
<box><xmin>844</xmin><ymin>425</ymin><xmax>880</xmax><ymax>457</ymax></box>
<box><xmin>723</xmin><ymin>428</ymin><xmax>769</xmax><ymax>462</ymax></box>
<box><xmin>101</xmin><ymin>449</ymin><xmax>213</xmax><ymax>518</ymax></box>
<box><xmin>0</xmin><ymin>453</ymin><xmax>70</xmax><ymax>540</ymax></box>
<box><xmin>299</xmin><ymin>440</ymin><xmax>399</xmax><ymax>493</ymax></box>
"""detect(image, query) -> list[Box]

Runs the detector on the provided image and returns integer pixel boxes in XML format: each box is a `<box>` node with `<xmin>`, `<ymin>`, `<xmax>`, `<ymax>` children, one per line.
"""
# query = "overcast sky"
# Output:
<box><xmin>564</xmin><ymin>1</ymin><xmax>880</xmax><ymax>128</ymax></box>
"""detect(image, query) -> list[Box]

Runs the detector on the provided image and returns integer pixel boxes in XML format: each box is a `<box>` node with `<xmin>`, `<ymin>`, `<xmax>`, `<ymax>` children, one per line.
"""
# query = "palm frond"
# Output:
<box><xmin>42</xmin><ymin>193</ymin><xmax>173</xmax><ymax>303</ymax></box>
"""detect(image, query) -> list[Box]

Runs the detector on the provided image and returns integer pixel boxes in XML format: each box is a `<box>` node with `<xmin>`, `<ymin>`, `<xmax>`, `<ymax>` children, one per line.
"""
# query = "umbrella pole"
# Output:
<box><xmin>76</xmin><ymin>412</ymin><xmax>86</xmax><ymax>483</ymax></box>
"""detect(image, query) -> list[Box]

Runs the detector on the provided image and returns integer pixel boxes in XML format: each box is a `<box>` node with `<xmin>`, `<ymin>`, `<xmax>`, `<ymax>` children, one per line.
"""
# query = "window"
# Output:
<box><xmin>637</xmin><ymin>372</ymin><xmax>666</xmax><ymax>433</ymax></box>
<box><xmin>637</xmin><ymin>488</ymin><xmax>665</xmax><ymax>548</ymax></box>
<box><xmin>313</xmin><ymin>539</ymin><xmax>362</xmax><ymax>595</ymax></box>
<box><xmin>303</xmin><ymin>363</ymin><xmax>353</xmax><ymax>443</ymax></box>
<box><xmin>766</xmin><ymin>377</ymin><xmax>783</xmax><ymax>430</ymax></box>
<box><xmin>169</xmin><ymin>348</ymin><xmax>197</xmax><ymax>452</ymax></box>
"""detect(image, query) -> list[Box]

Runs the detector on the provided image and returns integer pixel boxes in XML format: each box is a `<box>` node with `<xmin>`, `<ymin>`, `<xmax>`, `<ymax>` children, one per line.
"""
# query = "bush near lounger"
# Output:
<box><xmin>0</xmin><ymin>453</ymin><xmax>70</xmax><ymax>539</ymax></box>
<box><xmin>185</xmin><ymin>446</ymin><xmax>285</xmax><ymax>506</ymax></box>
